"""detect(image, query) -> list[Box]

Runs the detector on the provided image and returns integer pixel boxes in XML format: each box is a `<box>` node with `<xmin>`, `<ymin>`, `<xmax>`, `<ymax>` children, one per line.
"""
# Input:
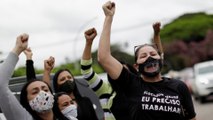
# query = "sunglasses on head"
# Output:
<box><xmin>134</xmin><ymin>44</ymin><xmax>157</xmax><ymax>55</ymax></box>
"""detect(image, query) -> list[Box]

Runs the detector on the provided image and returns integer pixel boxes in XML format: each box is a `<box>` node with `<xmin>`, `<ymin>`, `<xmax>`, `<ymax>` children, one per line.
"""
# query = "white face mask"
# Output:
<box><xmin>61</xmin><ymin>104</ymin><xmax>78</xmax><ymax>120</ymax></box>
<box><xmin>29</xmin><ymin>91</ymin><xmax>54</xmax><ymax>113</ymax></box>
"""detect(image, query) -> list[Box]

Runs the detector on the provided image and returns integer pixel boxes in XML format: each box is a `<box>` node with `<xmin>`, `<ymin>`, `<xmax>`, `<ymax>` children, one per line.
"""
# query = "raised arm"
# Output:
<box><xmin>82</xmin><ymin>27</ymin><xmax>97</xmax><ymax>60</ymax></box>
<box><xmin>0</xmin><ymin>33</ymin><xmax>33</xmax><ymax>120</ymax></box>
<box><xmin>81</xmin><ymin>28</ymin><xmax>116</xmax><ymax>119</ymax></box>
<box><xmin>152</xmin><ymin>22</ymin><xmax>164</xmax><ymax>60</ymax></box>
<box><xmin>98</xmin><ymin>1</ymin><xmax>122</xmax><ymax>80</ymax></box>
<box><xmin>24</xmin><ymin>47</ymin><xmax>36</xmax><ymax>81</ymax></box>
<box><xmin>43</xmin><ymin>56</ymin><xmax>55</xmax><ymax>86</ymax></box>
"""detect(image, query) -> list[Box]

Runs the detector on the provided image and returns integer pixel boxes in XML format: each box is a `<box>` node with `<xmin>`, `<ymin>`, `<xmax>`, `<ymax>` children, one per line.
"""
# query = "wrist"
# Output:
<box><xmin>154</xmin><ymin>32</ymin><xmax>160</xmax><ymax>35</ymax></box>
<box><xmin>27</xmin><ymin>56</ymin><xmax>32</xmax><ymax>60</ymax></box>
<box><xmin>12</xmin><ymin>47</ymin><xmax>22</xmax><ymax>56</ymax></box>
<box><xmin>44</xmin><ymin>69</ymin><xmax>51</xmax><ymax>74</ymax></box>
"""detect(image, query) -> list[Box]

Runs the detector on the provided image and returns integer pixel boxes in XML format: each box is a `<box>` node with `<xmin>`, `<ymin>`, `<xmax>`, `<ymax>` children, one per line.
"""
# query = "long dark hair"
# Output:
<box><xmin>53</xmin><ymin>92</ymin><xmax>70</xmax><ymax>120</ymax></box>
<box><xmin>20</xmin><ymin>79</ymin><xmax>53</xmax><ymax>120</ymax></box>
<box><xmin>53</xmin><ymin>69</ymin><xmax>82</xmax><ymax>100</ymax></box>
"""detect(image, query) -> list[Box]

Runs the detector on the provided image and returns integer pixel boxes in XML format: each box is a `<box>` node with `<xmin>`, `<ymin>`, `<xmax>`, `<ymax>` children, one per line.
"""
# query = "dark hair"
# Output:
<box><xmin>108</xmin><ymin>61</ymin><xmax>138</xmax><ymax>91</ymax></box>
<box><xmin>53</xmin><ymin>69</ymin><xmax>73</xmax><ymax>93</ymax></box>
<box><xmin>134</xmin><ymin>44</ymin><xmax>160</xmax><ymax>62</ymax></box>
<box><xmin>120</xmin><ymin>61</ymin><xmax>138</xmax><ymax>75</ymax></box>
<box><xmin>53</xmin><ymin>92</ymin><xmax>70</xmax><ymax>120</ymax></box>
<box><xmin>20</xmin><ymin>79</ymin><xmax>53</xmax><ymax>120</ymax></box>
<box><xmin>53</xmin><ymin>69</ymin><xmax>82</xmax><ymax>100</ymax></box>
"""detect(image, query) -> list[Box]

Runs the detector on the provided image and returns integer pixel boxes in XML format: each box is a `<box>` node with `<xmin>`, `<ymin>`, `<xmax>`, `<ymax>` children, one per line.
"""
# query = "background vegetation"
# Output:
<box><xmin>12</xmin><ymin>12</ymin><xmax>213</xmax><ymax>77</ymax></box>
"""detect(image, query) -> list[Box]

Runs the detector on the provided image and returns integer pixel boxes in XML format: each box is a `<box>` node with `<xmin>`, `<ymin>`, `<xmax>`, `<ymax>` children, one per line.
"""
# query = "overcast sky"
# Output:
<box><xmin>0</xmin><ymin>0</ymin><xmax>213</xmax><ymax>69</ymax></box>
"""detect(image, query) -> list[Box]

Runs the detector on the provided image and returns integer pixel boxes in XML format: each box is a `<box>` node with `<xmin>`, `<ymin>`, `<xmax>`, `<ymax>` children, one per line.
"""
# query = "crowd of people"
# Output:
<box><xmin>0</xmin><ymin>1</ymin><xmax>196</xmax><ymax>120</ymax></box>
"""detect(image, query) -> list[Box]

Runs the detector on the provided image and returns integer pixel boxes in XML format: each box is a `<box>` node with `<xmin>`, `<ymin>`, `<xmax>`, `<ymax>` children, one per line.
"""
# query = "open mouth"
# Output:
<box><xmin>144</xmin><ymin>62</ymin><xmax>159</xmax><ymax>73</ymax></box>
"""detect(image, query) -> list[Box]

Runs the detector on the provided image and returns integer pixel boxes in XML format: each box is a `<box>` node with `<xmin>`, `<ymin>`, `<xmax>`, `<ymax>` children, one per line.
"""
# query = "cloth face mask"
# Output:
<box><xmin>61</xmin><ymin>104</ymin><xmax>78</xmax><ymax>120</ymax></box>
<box><xmin>58</xmin><ymin>80</ymin><xmax>75</xmax><ymax>94</ymax></box>
<box><xmin>138</xmin><ymin>56</ymin><xmax>162</xmax><ymax>77</ymax></box>
<box><xmin>29</xmin><ymin>90</ymin><xmax>54</xmax><ymax>113</ymax></box>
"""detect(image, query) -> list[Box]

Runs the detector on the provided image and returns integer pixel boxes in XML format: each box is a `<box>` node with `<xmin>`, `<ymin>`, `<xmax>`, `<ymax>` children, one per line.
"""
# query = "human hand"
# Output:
<box><xmin>44</xmin><ymin>56</ymin><xmax>55</xmax><ymax>72</ymax></box>
<box><xmin>12</xmin><ymin>33</ymin><xmax>29</xmax><ymax>55</ymax></box>
<box><xmin>24</xmin><ymin>47</ymin><xmax>33</xmax><ymax>60</ymax></box>
<box><xmin>153</xmin><ymin>22</ymin><xmax>161</xmax><ymax>35</ymax></box>
<box><xmin>84</xmin><ymin>28</ymin><xmax>97</xmax><ymax>44</ymax></box>
<box><xmin>102</xmin><ymin>1</ymin><xmax>115</xmax><ymax>17</ymax></box>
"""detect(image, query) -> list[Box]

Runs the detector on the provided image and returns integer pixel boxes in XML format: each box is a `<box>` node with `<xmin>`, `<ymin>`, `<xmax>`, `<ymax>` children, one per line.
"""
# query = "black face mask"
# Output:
<box><xmin>58</xmin><ymin>80</ymin><xmax>76</xmax><ymax>94</ymax></box>
<box><xmin>138</xmin><ymin>57</ymin><xmax>162</xmax><ymax>77</ymax></box>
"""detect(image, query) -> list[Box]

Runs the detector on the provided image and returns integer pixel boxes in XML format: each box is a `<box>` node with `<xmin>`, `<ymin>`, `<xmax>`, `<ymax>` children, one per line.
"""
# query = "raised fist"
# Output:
<box><xmin>44</xmin><ymin>56</ymin><xmax>55</xmax><ymax>72</ymax></box>
<box><xmin>153</xmin><ymin>22</ymin><xmax>161</xmax><ymax>35</ymax></box>
<box><xmin>13</xmin><ymin>33</ymin><xmax>29</xmax><ymax>55</ymax></box>
<box><xmin>84</xmin><ymin>27</ymin><xmax>97</xmax><ymax>44</ymax></box>
<box><xmin>102</xmin><ymin>1</ymin><xmax>115</xmax><ymax>16</ymax></box>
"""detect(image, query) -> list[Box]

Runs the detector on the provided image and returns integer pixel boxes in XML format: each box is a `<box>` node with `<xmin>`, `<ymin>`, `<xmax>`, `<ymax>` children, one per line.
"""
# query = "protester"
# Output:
<box><xmin>52</xmin><ymin>68</ymin><xmax>99</xmax><ymax>120</ymax></box>
<box><xmin>97</xmin><ymin>1</ymin><xmax>197</xmax><ymax>120</ymax></box>
<box><xmin>24</xmin><ymin>41</ymin><xmax>102</xmax><ymax>119</ymax></box>
<box><xmin>53</xmin><ymin>92</ymin><xmax>78</xmax><ymax>120</ymax></box>
<box><xmin>0</xmin><ymin>33</ymin><xmax>67</xmax><ymax>120</ymax></box>
<box><xmin>81</xmin><ymin>27</ymin><xmax>141</xmax><ymax>120</ymax></box>
<box><xmin>80</xmin><ymin>27</ymin><xmax>116</xmax><ymax>120</ymax></box>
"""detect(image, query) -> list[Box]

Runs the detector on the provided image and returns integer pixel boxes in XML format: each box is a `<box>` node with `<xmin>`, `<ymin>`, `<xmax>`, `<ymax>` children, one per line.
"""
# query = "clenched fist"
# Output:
<box><xmin>102</xmin><ymin>1</ymin><xmax>115</xmax><ymax>17</ymax></box>
<box><xmin>13</xmin><ymin>33</ymin><xmax>29</xmax><ymax>55</ymax></box>
<box><xmin>84</xmin><ymin>27</ymin><xmax>97</xmax><ymax>44</ymax></box>
<box><xmin>153</xmin><ymin>22</ymin><xmax>161</xmax><ymax>35</ymax></box>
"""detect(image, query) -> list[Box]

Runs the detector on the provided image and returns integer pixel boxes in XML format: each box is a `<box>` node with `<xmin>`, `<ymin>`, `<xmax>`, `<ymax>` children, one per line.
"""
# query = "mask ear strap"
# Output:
<box><xmin>160</xmin><ymin>53</ymin><xmax>164</xmax><ymax>64</ymax></box>
<box><xmin>160</xmin><ymin>53</ymin><xmax>164</xmax><ymax>60</ymax></box>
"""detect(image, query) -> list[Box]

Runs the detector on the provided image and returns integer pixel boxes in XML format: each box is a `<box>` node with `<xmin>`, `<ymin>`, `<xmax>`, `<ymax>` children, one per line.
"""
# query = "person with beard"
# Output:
<box><xmin>0</xmin><ymin>33</ymin><xmax>68</xmax><ymax>120</ymax></box>
<box><xmin>97</xmin><ymin>1</ymin><xmax>196</xmax><ymax>120</ymax></box>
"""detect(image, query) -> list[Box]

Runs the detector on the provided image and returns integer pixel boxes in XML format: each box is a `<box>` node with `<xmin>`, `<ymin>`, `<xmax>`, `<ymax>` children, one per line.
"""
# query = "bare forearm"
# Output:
<box><xmin>98</xmin><ymin>16</ymin><xmax>113</xmax><ymax>62</ymax></box>
<box><xmin>43</xmin><ymin>70</ymin><xmax>51</xmax><ymax>86</ymax></box>
<box><xmin>82</xmin><ymin>43</ymin><xmax>92</xmax><ymax>60</ymax></box>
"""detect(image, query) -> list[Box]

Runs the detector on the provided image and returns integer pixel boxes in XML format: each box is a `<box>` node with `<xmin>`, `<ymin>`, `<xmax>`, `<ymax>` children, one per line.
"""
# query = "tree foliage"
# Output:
<box><xmin>161</xmin><ymin>12</ymin><xmax>213</xmax><ymax>71</ymax></box>
<box><xmin>161</xmin><ymin>12</ymin><xmax>213</xmax><ymax>43</ymax></box>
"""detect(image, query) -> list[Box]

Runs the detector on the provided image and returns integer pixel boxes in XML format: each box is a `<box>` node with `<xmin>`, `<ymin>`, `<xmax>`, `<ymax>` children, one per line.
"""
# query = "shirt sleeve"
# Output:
<box><xmin>80</xmin><ymin>58</ymin><xmax>116</xmax><ymax>119</ymax></box>
<box><xmin>178</xmin><ymin>81</ymin><xmax>196</xmax><ymax>119</ymax></box>
<box><xmin>80</xmin><ymin>58</ymin><xmax>113</xmax><ymax>98</ymax></box>
<box><xmin>114</xmin><ymin>67</ymin><xmax>135</xmax><ymax>93</ymax></box>
<box><xmin>0</xmin><ymin>52</ymin><xmax>33</xmax><ymax>120</ymax></box>
<box><xmin>26</xmin><ymin>60</ymin><xmax>36</xmax><ymax>81</ymax></box>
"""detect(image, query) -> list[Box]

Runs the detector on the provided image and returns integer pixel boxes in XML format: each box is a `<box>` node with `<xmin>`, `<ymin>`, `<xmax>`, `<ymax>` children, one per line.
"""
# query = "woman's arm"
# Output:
<box><xmin>24</xmin><ymin>47</ymin><xmax>36</xmax><ymax>81</ymax></box>
<box><xmin>81</xmin><ymin>27</ymin><xmax>114</xmax><ymax>96</ymax></box>
<box><xmin>0</xmin><ymin>33</ymin><xmax>33</xmax><ymax>120</ymax></box>
<box><xmin>152</xmin><ymin>22</ymin><xmax>164</xmax><ymax>59</ymax></box>
<box><xmin>43</xmin><ymin>56</ymin><xmax>55</xmax><ymax>86</ymax></box>
<box><xmin>98</xmin><ymin>1</ymin><xmax>122</xmax><ymax>80</ymax></box>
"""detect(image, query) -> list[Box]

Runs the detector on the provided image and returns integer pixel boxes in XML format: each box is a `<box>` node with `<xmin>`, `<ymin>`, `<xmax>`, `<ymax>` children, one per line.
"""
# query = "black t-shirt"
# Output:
<box><xmin>115</xmin><ymin>67</ymin><xmax>196</xmax><ymax>120</ymax></box>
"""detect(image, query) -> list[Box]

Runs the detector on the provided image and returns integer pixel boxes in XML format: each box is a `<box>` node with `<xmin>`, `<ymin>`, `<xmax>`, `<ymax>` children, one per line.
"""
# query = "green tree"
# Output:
<box><xmin>160</xmin><ymin>12</ymin><xmax>213</xmax><ymax>71</ymax></box>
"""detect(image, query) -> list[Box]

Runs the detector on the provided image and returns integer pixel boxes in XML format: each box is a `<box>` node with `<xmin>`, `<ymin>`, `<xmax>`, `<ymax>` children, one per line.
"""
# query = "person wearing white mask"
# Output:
<box><xmin>0</xmin><ymin>33</ymin><xmax>68</xmax><ymax>120</ymax></box>
<box><xmin>53</xmin><ymin>92</ymin><xmax>78</xmax><ymax>120</ymax></box>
